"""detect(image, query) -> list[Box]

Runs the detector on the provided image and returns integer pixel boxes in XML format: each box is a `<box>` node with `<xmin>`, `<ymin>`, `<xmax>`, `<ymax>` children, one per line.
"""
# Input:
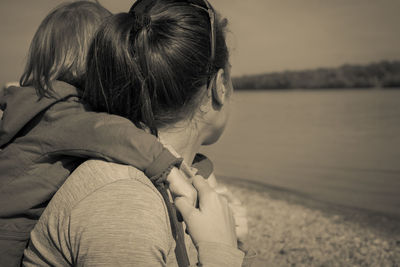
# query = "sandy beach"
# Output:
<box><xmin>220</xmin><ymin>177</ymin><xmax>400</xmax><ymax>267</ymax></box>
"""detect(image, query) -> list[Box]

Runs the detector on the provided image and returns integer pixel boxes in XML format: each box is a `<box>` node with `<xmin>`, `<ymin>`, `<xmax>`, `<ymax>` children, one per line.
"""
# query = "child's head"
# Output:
<box><xmin>20</xmin><ymin>1</ymin><xmax>111</xmax><ymax>97</ymax></box>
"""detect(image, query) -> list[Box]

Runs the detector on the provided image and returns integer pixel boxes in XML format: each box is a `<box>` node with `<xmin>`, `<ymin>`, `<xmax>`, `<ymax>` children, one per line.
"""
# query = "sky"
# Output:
<box><xmin>0</xmin><ymin>0</ymin><xmax>400</xmax><ymax>85</ymax></box>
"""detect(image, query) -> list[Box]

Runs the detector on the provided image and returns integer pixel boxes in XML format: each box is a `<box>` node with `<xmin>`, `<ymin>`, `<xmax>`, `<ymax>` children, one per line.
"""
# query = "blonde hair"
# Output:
<box><xmin>20</xmin><ymin>1</ymin><xmax>111</xmax><ymax>98</ymax></box>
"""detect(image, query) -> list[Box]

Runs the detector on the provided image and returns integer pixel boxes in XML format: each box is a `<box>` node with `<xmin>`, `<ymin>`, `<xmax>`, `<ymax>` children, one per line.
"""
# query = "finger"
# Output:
<box><xmin>192</xmin><ymin>175</ymin><xmax>213</xmax><ymax>201</ymax></box>
<box><xmin>214</xmin><ymin>185</ymin><xmax>228</xmax><ymax>194</ymax></box>
<box><xmin>235</xmin><ymin>225</ymin><xmax>247</xmax><ymax>232</ymax></box>
<box><xmin>167</xmin><ymin>168</ymin><xmax>197</xmax><ymax>206</ymax></box>
<box><xmin>180</xmin><ymin>161</ymin><xmax>197</xmax><ymax>178</ymax></box>
<box><xmin>229</xmin><ymin>204</ymin><xmax>247</xmax><ymax>217</ymax></box>
<box><xmin>163</xmin><ymin>145</ymin><xmax>196</xmax><ymax>178</ymax></box>
<box><xmin>233</xmin><ymin>216</ymin><xmax>248</xmax><ymax>227</ymax></box>
<box><xmin>228</xmin><ymin>204</ymin><xmax>237</xmax><ymax>240</ymax></box>
<box><xmin>167</xmin><ymin>168</ymin><xmax>189</xmax><ymax>196</ymax></box>
<box><xmin>166</xmin><ymin>167</ymin><xmax>187</xmax><ymax>185</ymax></box>
<box><xmin>216</xmin><ymin>186</ymin><xmax>241</xmax><ymax>205</ymax></box>
<box><xmin>235</xmin><ymin>226</ymin><xmax>246</xmax><ymax>235</ymax></box>
<box><xmin>175</xmin><ymin>197</ymin><xmax>197</xmax><ymax>222</ymax></box>
<box><xmin>236</xmin><ymin>226</ymin><xmax>249</xmax><ymax>243</ymax></box>
<box><xmin>206</xmin><ymin>173</ymin><xmax>218</xmax><ymax>188</ymax></box>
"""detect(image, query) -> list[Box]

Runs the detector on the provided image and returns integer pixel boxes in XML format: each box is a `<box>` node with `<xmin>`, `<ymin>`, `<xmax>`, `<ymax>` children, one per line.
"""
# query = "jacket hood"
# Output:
<box><xmin>0</xmin><ymin>81</ymin><xmax>78</xmax><ymax>147</ymax></box>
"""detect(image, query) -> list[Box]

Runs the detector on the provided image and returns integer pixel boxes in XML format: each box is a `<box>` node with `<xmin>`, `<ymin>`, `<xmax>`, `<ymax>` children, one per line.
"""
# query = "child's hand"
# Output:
<box><xmin>175</xmin><ymin>175</ymin><xmax>238</xmax><ymax>248</ymax></box>
<box><xmin>167</xmin><ymin>167</ymin><xmax>197</xmax><ymax>207</ymax></box>
<box><xmin>214</xmin><ymin>185</ymin><xmax>249</xmax><ymax>245</ymax></box>
<box><xmin>162</xmin><ymin>145</ymin><xmax>197</xmax><ymax>207</ymax></box>
<box><xmin>203</xmin><ymin>172</ymin><xmax>249</xmax><ymax>244</ymax></box>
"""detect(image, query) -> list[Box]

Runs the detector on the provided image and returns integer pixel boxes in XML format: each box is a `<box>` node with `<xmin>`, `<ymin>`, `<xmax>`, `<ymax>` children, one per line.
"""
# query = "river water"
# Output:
<box><xmin>201</xmin><ymin>89</ymin><xmax>400</xmax><ymax>217</ymax></box>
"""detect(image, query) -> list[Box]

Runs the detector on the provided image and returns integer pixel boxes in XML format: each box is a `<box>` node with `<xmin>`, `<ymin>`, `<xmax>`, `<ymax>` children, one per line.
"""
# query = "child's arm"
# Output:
<box><xmin>44</xmin><ymin>103</ymin><xmax>196</xmax><ymax>205</ymax></box>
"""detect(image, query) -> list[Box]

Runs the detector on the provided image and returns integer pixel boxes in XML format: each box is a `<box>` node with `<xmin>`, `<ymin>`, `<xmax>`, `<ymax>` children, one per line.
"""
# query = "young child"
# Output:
<box><xmin>0</xmin><ymin>2</ymin><xmax>200</xmax><ymax>265</ymax></box>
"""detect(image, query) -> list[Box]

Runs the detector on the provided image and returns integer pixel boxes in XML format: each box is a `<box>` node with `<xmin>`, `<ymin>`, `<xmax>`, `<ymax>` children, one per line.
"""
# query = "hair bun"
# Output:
<box><xmin>133</xmin><ymin>12</ymin><xmax>151</xmax><ymax>29</ymax></box>
<box><xmin>128</xmin><ymin>9</ymin><xmax>152</xmax><ymax>30</ymax></box>
<box><xmin>129</xmin><ymin>0</ymin><xmax>152</xmax><ymax>30</ymax></box>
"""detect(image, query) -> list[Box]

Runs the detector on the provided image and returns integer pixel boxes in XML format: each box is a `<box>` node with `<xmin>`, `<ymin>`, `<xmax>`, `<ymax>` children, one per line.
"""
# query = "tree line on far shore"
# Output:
<box><xmin>232</xmin><ymin>60</ymin><xmax>400</xmax><ymax>90</ymax></box>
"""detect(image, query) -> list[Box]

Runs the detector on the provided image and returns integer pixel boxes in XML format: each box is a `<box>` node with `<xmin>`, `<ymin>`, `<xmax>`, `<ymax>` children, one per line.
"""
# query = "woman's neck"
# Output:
<box><xmin>158</xmin><ymin>121</ymin><xmax>204</xmax><ymax>165</ymax></box>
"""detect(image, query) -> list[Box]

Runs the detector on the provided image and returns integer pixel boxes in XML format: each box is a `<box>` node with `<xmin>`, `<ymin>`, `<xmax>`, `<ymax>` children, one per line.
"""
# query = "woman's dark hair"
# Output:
<box><xmin>20</xmin><ymin>1</ymin><xmax>111</xmax><ymax>98</ymax></box>
<box><xmin>84</xmin><ymin>0</ymin><xmax>229</xmax><ymax>135</ymax></box>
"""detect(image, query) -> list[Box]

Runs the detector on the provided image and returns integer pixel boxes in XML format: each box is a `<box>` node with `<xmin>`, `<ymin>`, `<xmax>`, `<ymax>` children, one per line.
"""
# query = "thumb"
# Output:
<box><xmin>175</xmin><ymin>197</ymin><xmax>197</xmax><ymax>222</ymax></box>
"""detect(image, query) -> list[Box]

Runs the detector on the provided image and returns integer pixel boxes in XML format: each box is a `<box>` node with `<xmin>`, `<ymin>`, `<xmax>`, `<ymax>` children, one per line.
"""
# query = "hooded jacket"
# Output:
<box><xmin>0</xmin><ymin>81</ymin><xmax>181</xmax><ymax>266</ymax></box>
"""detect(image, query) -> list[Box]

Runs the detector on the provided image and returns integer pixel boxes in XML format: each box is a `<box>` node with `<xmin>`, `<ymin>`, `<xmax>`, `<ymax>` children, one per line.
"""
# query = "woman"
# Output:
<box><xmin>23</xmin><ymin>0</ymin><xmax>252</xmax><ymax>266</ymax></box>
<box><xmin>0</xmin><ymin>2</ymin><xmax>196</xmax><ymax>266</ymax></box>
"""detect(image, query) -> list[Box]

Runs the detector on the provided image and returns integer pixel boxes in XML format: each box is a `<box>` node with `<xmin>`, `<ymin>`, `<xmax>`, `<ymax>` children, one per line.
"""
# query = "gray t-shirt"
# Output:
<box><xmin>23</xmin><ymin>160</ymin><xmax>244</xmax><ymax>266</ymax></box>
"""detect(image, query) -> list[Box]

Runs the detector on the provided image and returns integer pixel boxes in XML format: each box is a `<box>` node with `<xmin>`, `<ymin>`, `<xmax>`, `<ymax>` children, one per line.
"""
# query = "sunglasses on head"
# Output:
<box><xmin>188</xmin><ymin>0</ymin><xmax>216</xmax><ymax>90</ymax></box>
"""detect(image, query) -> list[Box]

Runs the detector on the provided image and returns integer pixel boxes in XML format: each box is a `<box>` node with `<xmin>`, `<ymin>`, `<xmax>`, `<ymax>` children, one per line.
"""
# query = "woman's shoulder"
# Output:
<box><xmin>61</xmin><ymin>159</ymin><xmax>163</xmax><ymax>210</ymax></box>
<box><xmin>34</xmin><ymin>159</ymin><xmax>167</xmax><ymax>227</ymax></box>
<box><xmin>67</xmin><ymin>159</ymin><xmax>171</xmax><ymax>226</ymax></box>
<box><xmin>26</xmin><ymin>159</ymin><xmax>175</xmax><ymax>266</ymax></box>
<box><xmin>35</xmin><ymin>160</ymin><xmax>167</xmax><ymax>224</ymax></box>
<box><xmin>66</xmin><ymin>160</ymin><xmax>174</xmax><ymax>264</ymax></box>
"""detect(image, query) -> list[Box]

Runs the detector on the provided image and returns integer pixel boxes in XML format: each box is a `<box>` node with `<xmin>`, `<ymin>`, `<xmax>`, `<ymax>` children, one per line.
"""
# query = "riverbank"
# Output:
<box><xmin>220</xmin><ymin>177</ymin><xmax>400</xmax><ymax>266</ymax></box>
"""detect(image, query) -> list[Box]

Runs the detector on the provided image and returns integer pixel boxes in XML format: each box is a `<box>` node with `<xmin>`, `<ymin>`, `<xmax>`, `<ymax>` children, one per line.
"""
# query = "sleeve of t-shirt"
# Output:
<box><xmin>68</xmin><ymin>179</ymin><xmax>173</xmax><ymax>266</ymax></box>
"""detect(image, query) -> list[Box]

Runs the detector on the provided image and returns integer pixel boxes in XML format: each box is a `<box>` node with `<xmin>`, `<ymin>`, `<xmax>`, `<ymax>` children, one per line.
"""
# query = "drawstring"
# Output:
<box><xmin>149</xmin><ymin>153</ymin><xmax>214</xmax><ymax>267</ymax></box>
<box><xmin>150</xmin><ymin>168</ymin><xmax>190</xmax><ymax>267</ymax></box>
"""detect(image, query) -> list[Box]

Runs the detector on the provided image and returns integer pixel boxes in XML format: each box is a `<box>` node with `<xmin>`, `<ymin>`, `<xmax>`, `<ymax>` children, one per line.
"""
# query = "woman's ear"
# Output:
<box><xmin>212</xmin><ymin>68</ymin><xmax>227</xmax><ymax>106</ymax></box>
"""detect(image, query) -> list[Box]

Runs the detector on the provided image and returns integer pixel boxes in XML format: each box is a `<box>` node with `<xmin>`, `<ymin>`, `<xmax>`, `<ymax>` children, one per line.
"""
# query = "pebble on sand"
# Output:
<box><xmin>220</xmin><ymin>178</ymin><xmax>400</xmax><ymax>267</ymax></box>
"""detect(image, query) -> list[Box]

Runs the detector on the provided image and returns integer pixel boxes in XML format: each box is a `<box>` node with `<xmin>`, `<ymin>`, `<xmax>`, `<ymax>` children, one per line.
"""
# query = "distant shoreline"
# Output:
<box><xmin>233</xmin><ymin>86</ymin><xmax>400</xmax><ymax>91</ymax></box>
<box><xmin>232</xmin><ymin>60</ymin><xmax>400</xmax><ymax>90</ymax></box>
